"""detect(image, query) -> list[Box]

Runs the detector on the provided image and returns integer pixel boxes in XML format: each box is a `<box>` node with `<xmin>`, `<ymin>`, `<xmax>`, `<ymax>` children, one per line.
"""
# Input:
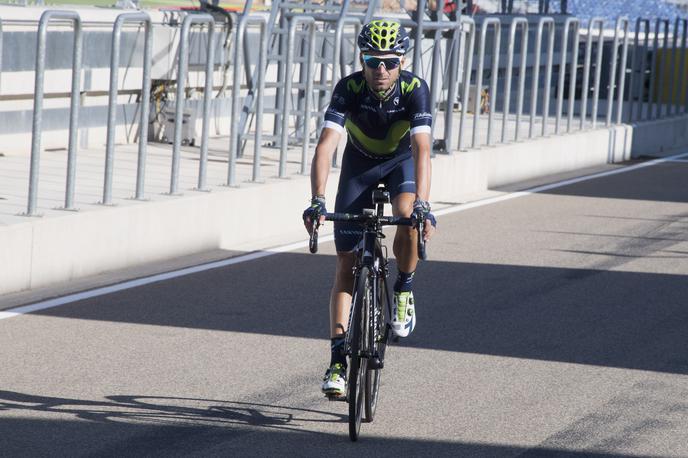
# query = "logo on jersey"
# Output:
<box><xmin>401</xmin><ymin>77</ymin><xmax>421</xmax><ymax>95</ymax></box>
<box><xmin>413</xmin><ymin>112</ymin><xmax>432</xmax><ymax>121</ymax></box>
<box><xmin>394</xmin><ymin>97</ymin><xmax>400</xmax><ymax>106</ymax></box>
<box><xmin>347</xmin><ymin>79</ymin><xmax>365</xmax><ymax>94</ymax></box>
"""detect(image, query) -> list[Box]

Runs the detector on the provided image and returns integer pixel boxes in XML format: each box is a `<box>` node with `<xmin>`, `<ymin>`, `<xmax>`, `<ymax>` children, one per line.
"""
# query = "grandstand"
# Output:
<box><xmin>567</xmin><ymin>0</ymin><xmax>688</xmax><ymax>23</ymax></box>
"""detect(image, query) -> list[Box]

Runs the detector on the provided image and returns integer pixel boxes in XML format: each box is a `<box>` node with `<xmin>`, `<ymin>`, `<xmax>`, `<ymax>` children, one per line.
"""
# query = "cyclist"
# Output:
<box><xmin>303</xmin><ymin>20</ymin><xmax>436</xmax><ymax>396</ymax></box>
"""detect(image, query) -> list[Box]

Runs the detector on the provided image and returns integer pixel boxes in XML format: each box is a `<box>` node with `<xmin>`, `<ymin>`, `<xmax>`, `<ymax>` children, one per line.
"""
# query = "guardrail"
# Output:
<box><xmin>5</xmin><ymin>9</ymin><xmax>688</xmax><ymax>217</ymax></box>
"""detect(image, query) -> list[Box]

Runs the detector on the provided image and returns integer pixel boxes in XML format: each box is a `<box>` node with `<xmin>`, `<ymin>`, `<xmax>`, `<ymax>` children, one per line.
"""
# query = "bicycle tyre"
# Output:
<box><xmin>348</xmin><ymin>266</ymin><xmax>370</xmax><ymax>442</ymax></box>
<box><xmin>365</xmin><ymin>273</ymin><xmax>388</xmax><ymax>422</ymax></box>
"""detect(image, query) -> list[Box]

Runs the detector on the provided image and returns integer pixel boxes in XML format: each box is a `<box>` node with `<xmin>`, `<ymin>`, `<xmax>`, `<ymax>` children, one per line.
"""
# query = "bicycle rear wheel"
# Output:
<box><xmin>348</xmin><ymin>266</ymin><xmax>370</xmax><ymax>442</ymax></box>
<box><xmin>365</xmin><ymin>273</ymin><xmax>389</xmax><ymax>422</ymax></box>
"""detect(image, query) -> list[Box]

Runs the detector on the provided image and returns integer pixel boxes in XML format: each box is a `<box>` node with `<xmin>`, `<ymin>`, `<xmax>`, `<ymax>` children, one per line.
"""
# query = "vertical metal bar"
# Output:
<box><xmin>197</xmin><ymin>22</ymin><xmax>216</xmax><ymax>191</ymax></box>
<box><xmin>590</xmin><ymin>20</ymin><xmax>605</xmax><ymax>129</ymax></box>
<box><xmin>674</xmin><ymin>19</ymin><xmax>688</xmax><ymax>115</ymax></box>
<box><xmin>650</xmin><ymin>19</ymin><xmax>669</xmax><ymax>120</ymax></box>
<box><xmin>580</xmin><ymin>19</ymin><xmax>602</xmax><ymax>129</ymax></box>
<box><xmin>627</xmin><ymin>18</ymin><xmax>643</xmax><ymax>122</ymax></box>
<box><xmin>64</xmin><ymin>18</ymin><xmax>82</xmax><ymax>210</ymax></box>
<box><xmin>555</xmin><ymin>19</ymin><xmax>577</xmax><ymax>134</ymax></box>
<box><xmin>614</xmin><ymin>18</ymin><xmax>630</xmax><ymax>125</ymax></box>
<box><xmin>658</xmin><ymin>19</ymin><xmax>670</xmax><ymax>118</ymax></box>
<box><xmin>104</xmin><ymin>16</ymin><xmax>124</xmax><ymax>205</ymax></box>
<box><xmin>566</xmin><ymin>21</ymin><xmax>580</xmax><ymax>132</ymax></box>
<box><xmin>541</xmin><ymin>20</ymin><xmax>555</xmax><ymax>136</ymax></box>
<box><xmin>429</xmin><ymin>28</ymin><xmax>443</xmax><ymax>136</ymax></box>
<box><xmin>280</xmin><ymin>17</ymin><xmax>315</xmax><ymax>178</ymax></box>
<box><xmin>458</xmin><ymin>18</ymin><xmax>475</xmax><ymax>150</ymax></box>
<box><xmin>228</xmin><ymin>16</ymin><xmax>248</xmax><ymax>186</ymax></box>
<box><xmin>668</xmin><ymin>17</ymin><xmax>680</xmax><ymax>116</ymax></box>
<box><xmin>252</xmin><ymin>19</ymin><xmax>268</xmax><ymax>182</ymax></box>
<box><xmin>445</xmin><ymin>17</ymin><xmax>474</xmax><ymax>152</ymax></box>
<box><xmin>681</xmin><ymin>20</ymin><xmax>688</xmax><ymax>114</ymax></box>
<box><xmin>171</xmin><ymin>14</ymin><xmax>215</xmax><ymax>195</ymax></box>
<box><xmin>530</xmin><ymin>18</ymin><xmax>553</xmax><ymax>138</ymax></box>
<box><xmin>514</xmin><ymin>19</ymin><xmax>529</xmax><ymax>141</ymax></box>
<box><xmin>300</xmin><ymin>23</ymin><xmax>317</xmax><ymax>175</ymax></box>
<box><xmin>273</xmin><ymin>15</ymin><xmax>287</xmax><ymax>141</ymax></box>
<box><xmin>636</xmin><ymin>19</ymin><xmax>650</xmax><ymax>121</ymax></box>
<box><xmin>331</xmin><ymin>18</ymin><xmax>361</xmax><ymax>167</ymax></box>
<box><xmin>105</xmin><ymin>15</ymin><xmax>154</xmax><ymax>203</ymax></box>
<box><xmin>0</xmin><ymin>19</ymin><xmax>3</xmax><ymax>94</ymax></box>
<box><xmin>135</xmin><ymin>17</ymin><xmax>153</xmax><ymax>200</ymax></box>
<box><xmin>502</xmin><ymin>18</ymin><xmax>523</xmax><ymax>143</ymax></box>
<box><xmin>413</xmin><ymin>0</ymin><xmax>427</xmax><ymax>75</ymax></box>
<box><xmin>472</xmin><ymin>19</ymin><xmax>497</xmax><ymax>148</ymax></box>
<box><xmin>486</xmin><ymin>20</ymin><xmax>501</xmax><ymax>146</ymax></box>
<box><xmin>606</xmin><ymin>17</ymin><xmax>626</xmax><ymax>127</ymax></box>
<box><xmin>27</xmin><ymin>11</ymin><xmax>81</xmax><ymax>217</ymax></box>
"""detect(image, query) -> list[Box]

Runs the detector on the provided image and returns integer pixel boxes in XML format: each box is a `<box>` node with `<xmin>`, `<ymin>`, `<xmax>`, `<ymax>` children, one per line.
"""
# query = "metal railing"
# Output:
<box><xmin>7</xmin><ymin>7</ymin><xmax>688</xmax><ymax>218</ymax></box>
<box><xmin>27</xmin><ymin>10</ymin><xmax>82</xmax><ymax>216</ymax></box>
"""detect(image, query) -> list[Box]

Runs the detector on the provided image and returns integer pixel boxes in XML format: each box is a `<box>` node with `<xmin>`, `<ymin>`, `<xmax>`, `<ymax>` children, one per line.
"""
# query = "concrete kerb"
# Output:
<box><xmin>2</xmin><ymin>114</ymin><xmax>688</xmax><ymax>297</ymax></box>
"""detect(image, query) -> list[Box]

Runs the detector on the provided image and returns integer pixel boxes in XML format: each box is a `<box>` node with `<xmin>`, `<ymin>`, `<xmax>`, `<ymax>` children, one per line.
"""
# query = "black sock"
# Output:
<box><xmin>394</xmin><ymin>270</ymin><xmax>415</xmax><ymax>293</ymax></box>
<box><xmin>330</xmin><ymin>337</ymin><xmax>347</xmax><ymax>368</ymax></box>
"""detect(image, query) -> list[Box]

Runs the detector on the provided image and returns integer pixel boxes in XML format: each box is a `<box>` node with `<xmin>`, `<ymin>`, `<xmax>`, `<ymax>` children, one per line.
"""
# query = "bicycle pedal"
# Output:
<box><xmin>325</xmin><ymin>393</ymin><xmax>347</xmax><ymax>402</ymax></box>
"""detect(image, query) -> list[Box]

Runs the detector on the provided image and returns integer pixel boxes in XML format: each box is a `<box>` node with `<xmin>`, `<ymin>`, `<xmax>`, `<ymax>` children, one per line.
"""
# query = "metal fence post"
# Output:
<box><xmin>249</xmin><ymin>17</ymin><xmax>269</xmax><ymax>183</ymax></box>
<box><xmin>27</xmin><ymin>10</ymin><xmax>82</xmax><ymax>217</ymax></box>
<box><xmin>502</xmin><ymin>17</ymin><xmax>527</xmax><ymax>143</ymax></box>
<box><xmin>457</xmin><ymin>17</ymin><xmax>476</xmax><ymax>150</ymax></box>
<box><xmin>671</xmin><ymin>19</ymin><xmax>687</xmax><ymax>116</ymax></box>
<box><xmin>196</xmin><ymin>21</ymin><xmax>216</xmax><ymax>191</ymax></box>
<box><xmin>486</xmin><ymin>20</ymin><xmax>501</xmax><ymax>146</ymax></box>
<box><xmin>445</xmin><ymin>16</ymin><xmax>475</xmax><ymax>152</ymax></box>
<box><xmin>103</xmin><ymin>12</ymin><xmax>152</xmax><ymax>205</ymax></box>
<box><xmin>0</xmin><ymin>19</ymin><xmax>3</xmax><ymax>95</ymax></box>
<box><xmin>529</xmin><ymin>17</ymin><xmax>554</xmax><ymax>138</ymax></box>
<box><xmin>555</xmin><ymin>18</ymin><xmax>578</xmax><ymax>134</ymax></box>
<box><xmin>680</xmin><ymin>20</ymin><xmax>688</xmax><ymax>114</ymax></box>
<box><xmin>540</xmin><ymin>18</ymin><xmax>555</xmax><ymax>136</ymax></box>
<box><xmin>606</xmin><ymin>17</ymin><xmax>629</xmax><ymax>127</ymax></box>
<box><xmin>613</xmin><ymin>18</ymin><xmax>630</xmax><ymax>125</ymax></box>
<box><xmin>300</xmin><ymin>22</ymin><xmax>317</xmax><ymax>175</ymax></box>
<box><xmin>628</xmin><ymin>18</ymin><xmax>650</xmax><ymax>122</ymax></box>
<box><xmin>472</xmin><ymin>17</ymin><xmax>500</xmax><ymax>148</ymax></box>
<box><xmin>513</xmin><ymin>19</ymin><xmax>529</xmax><ymax>141</ymax></box>
<box><xmin>135</xmin><ymin>16</ymin><xmax>153</xmax><ymax>200</ymax></box>
<box><xmin>280</xmin><ymin>16</ymin><xmax>315</xmax><ymax>178</ymax></box>
<box><xmin>170</xmin><ymin>14</ymin><xmax>215</xmax><ymax>195</ymax></box>
<box><xmin>649</xmin><ymin>19</ymin><xmax>669</xmax><ymax>120</ymax></box>
<box><xmin>412</xmin><ymin>0</ymin><xmax>427</xmax><ymax>75</ymax></box>
<box><xmin>331</xmin><ymin>17</ymin><xmax>361</xmax><ymax>166</ymax></box>
<box><xmin>580</xmin><ymin>18</ymin><xmax>604</xmax><ymax>130</ymax></box>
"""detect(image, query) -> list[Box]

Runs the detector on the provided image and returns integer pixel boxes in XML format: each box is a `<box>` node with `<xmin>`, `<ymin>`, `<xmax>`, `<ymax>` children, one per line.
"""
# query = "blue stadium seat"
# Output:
<box><xmin>568</xmin><ymin>0</ymin><xmax>687</xmax><ymax>26</ymax></box>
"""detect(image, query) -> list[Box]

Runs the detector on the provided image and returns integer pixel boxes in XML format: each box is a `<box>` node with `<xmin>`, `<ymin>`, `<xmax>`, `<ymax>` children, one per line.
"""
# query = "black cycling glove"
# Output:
<box><xmin>303</xmin><ymin>195</ymin><xmax>327</xmax><ymax>223</ymax></box>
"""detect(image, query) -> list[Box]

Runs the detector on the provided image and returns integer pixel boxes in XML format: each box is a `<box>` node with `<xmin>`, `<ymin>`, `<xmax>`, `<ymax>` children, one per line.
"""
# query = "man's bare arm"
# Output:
<box><xmin>411</xmin><ymin>132</ymin><xmax>432</xmax><ymax>202</ymax></box>
<box><xmin>311</xmin><ymin>127</ymin><xmax>342</xmax><ymax>197</ymax></box>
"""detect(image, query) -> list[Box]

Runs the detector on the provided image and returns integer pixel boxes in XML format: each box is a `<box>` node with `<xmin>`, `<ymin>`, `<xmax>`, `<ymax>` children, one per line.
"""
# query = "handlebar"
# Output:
<box><xmin>308</xmin><ymin>212</ymin><xmax>427</xmax><ymax>260</ymax></box>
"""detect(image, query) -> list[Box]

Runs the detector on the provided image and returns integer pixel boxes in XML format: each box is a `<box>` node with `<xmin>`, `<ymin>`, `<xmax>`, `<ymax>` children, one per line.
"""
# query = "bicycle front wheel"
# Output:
<box><xmin>365</xmin><ymin>273</ymin><xmax>389</xmax><ymax>422</ymax></box>
<box><xmin>348</xmin><ymin>266</ymin><xmax>371</xmax><ymax>442</ymax></box>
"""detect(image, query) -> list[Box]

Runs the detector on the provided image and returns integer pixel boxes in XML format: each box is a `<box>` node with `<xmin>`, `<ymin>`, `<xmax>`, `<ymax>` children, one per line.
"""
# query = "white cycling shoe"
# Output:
<box><xmin>321</xmin><ymin>362</ymin><xmax>347</xmax><ymax>396</ymax></box>
<box><xmin>391</xmin><ymin>291</ymin><xmax>416</xmax><ymax>338</ymax></box>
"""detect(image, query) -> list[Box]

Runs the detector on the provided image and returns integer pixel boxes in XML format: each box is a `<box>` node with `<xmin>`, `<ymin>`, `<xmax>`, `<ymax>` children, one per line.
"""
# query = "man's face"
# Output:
<box><xmin>360</xmin><ymin>52</ymin><xmax>404</xmax><ymax>93</ymax></box>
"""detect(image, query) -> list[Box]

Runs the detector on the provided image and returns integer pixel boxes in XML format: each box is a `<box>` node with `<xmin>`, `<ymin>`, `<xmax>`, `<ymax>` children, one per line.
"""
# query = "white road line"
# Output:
<box><xmin>2</xmin><ymin>151</ymin><xmax>687</xmax><ymax>321</ymax></box>
<box><xmin>664</xmin><ymin>159</ymin><xmax>688</xmax><ymax>163</ymax></box>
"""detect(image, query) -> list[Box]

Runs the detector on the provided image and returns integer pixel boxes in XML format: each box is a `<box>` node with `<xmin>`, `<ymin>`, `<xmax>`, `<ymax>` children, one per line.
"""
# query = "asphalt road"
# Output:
<box><xmin>1</xmin><ymin>158</ymin><xmax>688</xmax><ymax>457</ymax></box>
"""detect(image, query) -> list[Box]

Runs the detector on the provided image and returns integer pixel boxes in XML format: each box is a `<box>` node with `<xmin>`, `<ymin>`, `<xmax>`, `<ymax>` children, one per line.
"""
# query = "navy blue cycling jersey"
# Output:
<box><xmin>323</xmin><ymin>70</ymin><xmax>433</xmax><ymax>159</ymax></box>
<box><xmin>323</xmin><ymin>70</ymin><xmax>432</xmax><ymax>252</ymax></box>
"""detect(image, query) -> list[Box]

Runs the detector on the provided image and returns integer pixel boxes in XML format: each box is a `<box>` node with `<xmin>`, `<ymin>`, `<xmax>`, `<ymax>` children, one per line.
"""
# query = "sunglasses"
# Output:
<box><xmin>362</xmin><ymin>55</ymin><xmax>401</xmax><ymax>70</ymax></box>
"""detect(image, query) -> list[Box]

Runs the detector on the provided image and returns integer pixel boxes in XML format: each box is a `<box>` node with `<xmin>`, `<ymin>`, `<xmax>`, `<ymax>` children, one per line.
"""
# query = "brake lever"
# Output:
<box><xmin>309</xmin><ymin>218</ymin><xmax>320</xmax><ymax>254</ymax></box>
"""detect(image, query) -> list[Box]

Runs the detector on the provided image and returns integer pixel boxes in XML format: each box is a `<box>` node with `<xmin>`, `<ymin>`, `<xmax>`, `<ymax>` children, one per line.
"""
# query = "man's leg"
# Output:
<box><xmin>330</xmin><ymin>251</ymin><xmax>355</xmax><ymax>338</ymax></box>
<box><xmin>322</xmin><ymin>251</ymin><xmax>355</xmax><ymax>395</ymax></box>
<box><xmin>390</xmin><ymin>192</ymin><xmax>419</xmax><ymax>337</ymax></box>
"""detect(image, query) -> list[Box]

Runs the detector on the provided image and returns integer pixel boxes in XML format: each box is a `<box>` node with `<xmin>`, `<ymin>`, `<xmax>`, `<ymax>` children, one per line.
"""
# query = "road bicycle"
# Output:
<box><xmin>309</xmin><ymin>186</ymin><xmax>426</xmax><ymax>441</ymax></box>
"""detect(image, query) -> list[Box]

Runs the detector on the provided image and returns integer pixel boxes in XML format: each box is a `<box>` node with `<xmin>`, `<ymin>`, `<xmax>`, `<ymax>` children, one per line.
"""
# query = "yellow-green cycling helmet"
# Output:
<box><xmin>357</xmin><ymin>20</ymin><xmax>410</xmax><ymax>55</ymax></box>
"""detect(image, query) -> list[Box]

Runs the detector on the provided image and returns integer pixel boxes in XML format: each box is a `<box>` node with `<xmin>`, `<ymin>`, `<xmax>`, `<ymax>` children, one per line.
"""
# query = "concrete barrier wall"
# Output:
<box><xmin>2</xmin><ymin>115</ymin><xmax>687</xmax><ymax>297</ymax></box>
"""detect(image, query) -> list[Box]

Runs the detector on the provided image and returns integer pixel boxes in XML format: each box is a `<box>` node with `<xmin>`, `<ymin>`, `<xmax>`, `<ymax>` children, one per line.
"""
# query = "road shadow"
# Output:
<box><xmin>0</xmin><ymin>390</ymin><xmax>660</xmax><ymax>457</ymax></box>
<box><xmin>538</xmin><ymin>161</ymin><xmax>688</xmax><ymax>204</ymax></box>
<box><xmin>34</xmin><ymin>250</ymin><xmax>688</xmax><ymax>376</ymax></box>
